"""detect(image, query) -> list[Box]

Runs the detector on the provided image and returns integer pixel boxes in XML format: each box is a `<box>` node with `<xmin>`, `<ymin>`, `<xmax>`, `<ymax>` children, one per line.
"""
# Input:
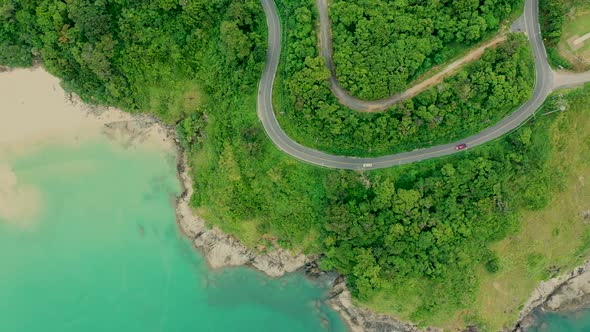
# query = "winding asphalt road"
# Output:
<box><xmin>257</xmin><ymin>0</ymin><xmax>586</xmax><ymax>171</ymax></box>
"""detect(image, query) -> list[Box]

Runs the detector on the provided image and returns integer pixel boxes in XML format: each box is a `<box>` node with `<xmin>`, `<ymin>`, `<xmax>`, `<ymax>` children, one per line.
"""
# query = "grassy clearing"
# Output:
<box><xmin>145</xmin><ymin>79</ymin><xmax>204</xmax><ymax>124</ymax></box>
<box><xmin>557</xmin><ymin>0</ymin><xmax>590</xmax><ymax>71</ymax></box>
<box><xmin>363</xmin><ymin>278</ymin><xmax>463</xmax><ymax>329</ymax></box>
<box><xmin>473</xmin><ymin>86</ymin><xmax>590</xmax><ymax>331</ymax></box>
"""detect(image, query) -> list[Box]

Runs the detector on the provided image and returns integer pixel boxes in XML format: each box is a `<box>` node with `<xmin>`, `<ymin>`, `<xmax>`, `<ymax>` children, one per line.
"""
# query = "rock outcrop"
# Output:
<box><xmin>175</xmin><ymin>154</ymin><xmax>311</xmax><ymax>278</ymax></box>
<box><xmin>544</xmin><ymin>267</ymin><xmax>590</xmax><ymax>311</ymax></box>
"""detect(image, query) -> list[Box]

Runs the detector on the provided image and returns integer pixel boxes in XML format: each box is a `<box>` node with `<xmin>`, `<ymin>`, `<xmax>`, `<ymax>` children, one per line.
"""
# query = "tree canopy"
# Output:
<box><xmin>0</xmin><ymin>0</ymin><xmax>265</xmax><ymax>122</ymax></box>
<box><xmin>330</xmin><ymin>0</ymin><xmax>519</xmax><ymax>99</ymax></box>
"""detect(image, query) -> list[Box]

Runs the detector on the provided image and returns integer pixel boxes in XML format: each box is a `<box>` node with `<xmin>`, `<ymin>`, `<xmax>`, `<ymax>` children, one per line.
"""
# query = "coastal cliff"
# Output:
<box><xmin>174</xmin><ymin>154</ymin><xmax>311</xmax><ymax>278</ymax></box>
<box><xmin>175</xmin><ymin>146</ymin><xmax>590</xmax><ymax>332</ymax></box>
<box><xmin>173</xmin><ymin>149</ymin><xmax>436</xmax><ymax>332</ymax></box>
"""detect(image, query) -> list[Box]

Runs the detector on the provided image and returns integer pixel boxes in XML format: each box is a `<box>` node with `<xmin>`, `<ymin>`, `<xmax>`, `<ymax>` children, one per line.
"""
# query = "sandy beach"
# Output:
<box><xmin>0</xmin><ymin>66</ymin><xmax>309</xmax><ymax>274</ymax></box>
<box><xmin>0</xmin><ymin>66</ymin><xmax>418</xmax><ymax>332</ymax></box>
<box><xmin>0</xmin><ymin>67</ymin><xmax>175</xmax><ymax>225</ymax></box>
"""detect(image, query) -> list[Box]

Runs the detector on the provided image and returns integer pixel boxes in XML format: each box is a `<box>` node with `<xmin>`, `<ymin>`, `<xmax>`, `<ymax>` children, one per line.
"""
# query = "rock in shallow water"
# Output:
<box><xmin>193</xmin><ymin>229</ymin><xmax>255</xmax><ymax>269</ymax></box>
<box><xmin>545</xmin><ymin>269</ymin><xmax>590</xmax><ymax>311</ymax></box>
<box><xmin>513</xmin><ymin>260</ymin><xmax>590</xmax><ymax>331</ymax></box>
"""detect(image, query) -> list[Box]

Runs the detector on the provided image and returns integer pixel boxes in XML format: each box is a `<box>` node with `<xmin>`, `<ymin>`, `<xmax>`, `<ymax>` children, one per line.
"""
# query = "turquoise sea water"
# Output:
<box><xmin>0</xmin><ymin>140</ymin><xmax>347</xmax><ymax>332</ymax></box>
<box><xmin>528</xmin><ymin>308</ymin><xmax>590</xmax><ymax>332</ymax></box>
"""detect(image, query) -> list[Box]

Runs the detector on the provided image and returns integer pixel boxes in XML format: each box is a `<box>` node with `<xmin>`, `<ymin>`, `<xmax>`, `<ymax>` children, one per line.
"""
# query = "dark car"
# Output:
<box><xmin>455</xmin><ymin>143</ymin><xmax>467</xmax><ymax>150</ymax></box>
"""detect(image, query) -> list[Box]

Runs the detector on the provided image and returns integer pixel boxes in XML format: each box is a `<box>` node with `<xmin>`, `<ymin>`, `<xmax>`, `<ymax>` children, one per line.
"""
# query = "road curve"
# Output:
<box><xmin>257</xmin><ymin>0</ymin><xmax>561</xmax><ymax>171</ymax></box>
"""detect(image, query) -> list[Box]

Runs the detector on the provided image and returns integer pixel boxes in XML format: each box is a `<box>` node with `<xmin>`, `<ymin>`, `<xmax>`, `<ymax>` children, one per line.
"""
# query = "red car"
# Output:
<box><xmin>455</xmin><ymin>143</ymin><xmax>467</xmax><ymax>150</ymax></box>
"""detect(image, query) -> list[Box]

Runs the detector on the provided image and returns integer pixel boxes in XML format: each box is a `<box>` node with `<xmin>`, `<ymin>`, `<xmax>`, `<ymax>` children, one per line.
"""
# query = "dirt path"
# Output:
<box><xmin>553</xmin><ymin>70</ymin><xmax>590</xmax><ymax>89</ymax></box>
<box><xmin>573</xmin><ymin>31</ymin><xmax>590</xmax><ymax>46</ymax></box>
<box><xmin>400</xmin><ymin>36</ymin><xmax>507</xmax><ymax>104</ymax></box>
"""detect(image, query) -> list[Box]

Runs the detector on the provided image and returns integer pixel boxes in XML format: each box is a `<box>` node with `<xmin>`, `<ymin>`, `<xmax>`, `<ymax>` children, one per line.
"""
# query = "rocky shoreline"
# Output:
<box><xmin>173</xmin><ymin>152</ymin><xmax>312</xmax><ymax>277</ymax></box>
<box><xmin>170</xmin><ymin>140</ymin><xmax>435</xmax><ymax>332</ymax></box>
<box><xmin>512</xmin><ymin>259</ymin><xmax>590</xmax><ymax>331</ymax></box>
<box><xmin>327</xmin><ymin>276</ymin><xmax>441</xmax><ymax>332</ymax></box>
<box><xmin>96</xmin><ymin>111</ymin><xmax>590</xmax><ymax>332</ymax></box>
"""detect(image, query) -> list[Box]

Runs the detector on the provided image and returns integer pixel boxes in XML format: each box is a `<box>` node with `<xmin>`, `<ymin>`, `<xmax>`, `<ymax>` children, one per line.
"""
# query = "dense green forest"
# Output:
<box><xmin>329</xmin><ymin>0</ymin><xmax>521</xmax><ymax>100</ymax></box>
<box><xmin>320</xmin><ymin>124</ymin><xmax>552</xmax><ymax>322</ymax></box>
<box><xmin>539</xmin><ymin>0</ymin><xmax>571</xmax><ymax>69</ymax></box>
<box><xmin>0</xmin><ymin>0</ymin><xmax>265</xmax><ymax>122</ymax></box>
<box><xmin>539</xmin><ymin>0</ymin><xmax>565</xmax><ymax>47</ymax></box>
<box><xmin>0</xmin><ymin>0</ymin><xmax>579</xmax><ymax>329</ymax></box>
<box><xmin>277</xmin><ymin>0</ymin><xmax>534</xmax><ymax>157</ymax></box>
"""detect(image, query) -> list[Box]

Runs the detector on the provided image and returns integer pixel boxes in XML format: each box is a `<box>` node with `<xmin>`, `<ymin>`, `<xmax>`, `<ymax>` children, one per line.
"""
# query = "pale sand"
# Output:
<box><xmin>0</xmin><ymin>67</ymin><xmax>176</xmax><ymax>225</ymax></box>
